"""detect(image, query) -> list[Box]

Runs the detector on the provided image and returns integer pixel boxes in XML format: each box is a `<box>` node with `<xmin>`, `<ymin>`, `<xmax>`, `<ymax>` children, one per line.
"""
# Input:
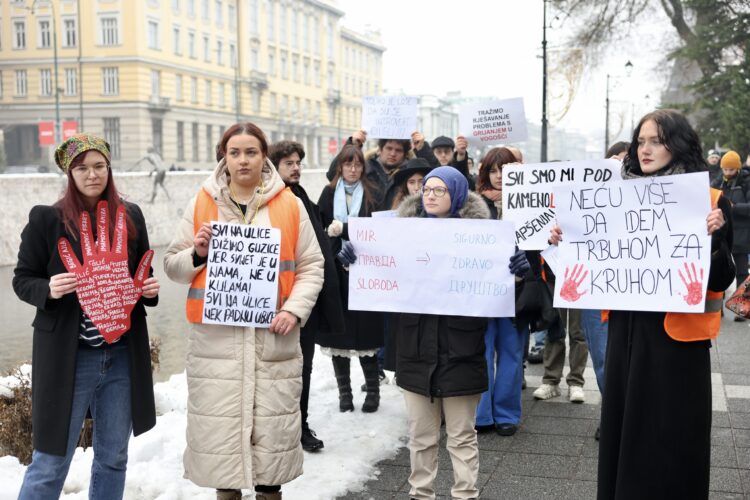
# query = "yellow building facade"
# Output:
<box><xmin>0</xmin><ymin>0</ymin><xmax>384</xmax><ymax>170</ymax></box>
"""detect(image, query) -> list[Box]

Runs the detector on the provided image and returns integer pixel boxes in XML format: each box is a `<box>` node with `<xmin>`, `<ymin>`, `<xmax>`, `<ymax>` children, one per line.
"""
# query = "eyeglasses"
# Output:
<box><xmin>282</xmin><ymin>161</ymin><xmax>304</xmax><ymax>170</ymax></box>
<box><xmin>71</xmin><ymin>164</ymin><xmax>108</xmax><ymax>176</ymax></box>
<box><xmin>343</xmin><ymin>162</ymin><xmax>363</xmax><ymax>171</ymax></box>
<box><xmin>421</xmin><ymin>186</ymin><xmax>448</xmax><ymax>198</ymax></box>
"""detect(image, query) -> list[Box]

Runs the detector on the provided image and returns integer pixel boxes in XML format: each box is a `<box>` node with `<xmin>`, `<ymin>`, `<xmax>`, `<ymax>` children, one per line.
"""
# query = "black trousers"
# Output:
<box><xmin>598</xmin><ymin>311</ymin><xmax>711</xmax><ymax>500</ymax></box>
<box><xmin>300</xmin><ymin>328</ymin><xmax>315</xmax><ymax>425</ymax></box>
<box><xmin>733</xmin><ymin>251</ymin><xmax>749</xmax><ymax>288</ymax></box>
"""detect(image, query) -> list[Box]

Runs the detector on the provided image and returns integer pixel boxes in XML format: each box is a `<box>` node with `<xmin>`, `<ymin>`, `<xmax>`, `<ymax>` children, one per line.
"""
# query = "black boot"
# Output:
<box><xmin>360</xmin><ymin>355</ymin><xmax>380</xmax><ymax>413</ymax></box>
<box><xmin>301</xmin><ymin>422</ymin><xmax>324</xmax><ymax>452</ymax></box>
<box><xmin>332</xmin><ymin>356</ymin><xmax>354</xmax><ymax>412</ymax></box>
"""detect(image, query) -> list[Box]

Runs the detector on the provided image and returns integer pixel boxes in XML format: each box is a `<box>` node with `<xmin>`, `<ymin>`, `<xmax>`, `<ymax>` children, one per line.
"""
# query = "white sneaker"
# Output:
<box><xmin>569</xmin><ymin>385</ymin><xmax>585</xmax><ymax>403</ymax></box>
<box><xmin>533</xmin><ymin>383</ymin><xmax>561</xmax><ymax>400</ymax></box>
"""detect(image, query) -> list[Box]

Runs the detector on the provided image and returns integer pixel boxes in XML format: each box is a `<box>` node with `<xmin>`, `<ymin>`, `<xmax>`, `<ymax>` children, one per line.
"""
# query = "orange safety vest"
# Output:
<box><xmin>663</xmin><ymin>187</ymin><xmax>724</xmax><ymax>342</ymax></box>
<box><xmin>185</xmin><ymin>187</ymin><xmax>300</xmax><ymax>323</ymax></box>
<box><xmin>600</xmin><ymin>188</ymin><xmax>724</xmax><ymax>338</ymax></box>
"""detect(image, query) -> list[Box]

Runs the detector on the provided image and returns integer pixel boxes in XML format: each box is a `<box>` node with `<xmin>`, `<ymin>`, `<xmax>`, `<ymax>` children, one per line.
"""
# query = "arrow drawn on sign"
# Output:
<box><xmin>416</xmin><ymin>253</ymin><xmax>430</xmax><ymax>265</ymax></box>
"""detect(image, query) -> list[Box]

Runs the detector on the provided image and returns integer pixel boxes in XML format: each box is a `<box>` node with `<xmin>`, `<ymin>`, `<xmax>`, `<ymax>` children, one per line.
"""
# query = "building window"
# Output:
<box><xmin>279</xmin><ymin>5</ymin><xmax>286</xmax><ymax>45</ymax></box>
<box><xmin>292</xmin><ymin>55</ymin><xmax>299</xmax><ymax>82</ymax></box>
<box><xmin>103</xmin><ymin>118</ymin><xmax>121</xmax><ymax>159</ymax></box>
<box><xmin>303</xmin><ymin>15</ymin><xmax>309</xmax><ymax>52</ymax></box>
<box><xmin>203</xmin><ymin>35</ymin><xmax>210</xmax><ymax>62</ymax></box>
<box><xmin>102</xmin><ymin>67</ymin><xmax>119</xmax><ymax>95</ymax></box>
<box><xmin>252</xmin><ymin>88</ymin><xmax>260</xmax><ymax>112</ymax></box>
<box><xmin>292</xmin><ymin>97</ymin><xmax>299</xmax><ymax>115</ymax></box>
<box><xmin>303</xmin><ymin>59</ymin><xmax>310</xmax><ymax>85</ymax></box>
<box><xmin>313</xmin><ymin>16</ymin><xmax>319</xmax><ymax>55</ymax></box>
<box><xmin>270</xmin><ymin>92</ymin><xmax>276</xmax><ymax>113</ymax></box>
<box><xmin>291</xmin><ymin>10</ymin><xmax>297</xmax><ymax>49</ymax></box>
<box><xmin>192</xmin><ymin>122</ymin><xmax>199</xmax><ymax>161</ymax></box>
<box><xmin>175</xmin><ymin>74</ymin><xmax>183</xmax><ymax>101</ymax></box>
<box><xmin>187</xmin><ymin>0</ymin><xmax>195</xmax><ymax>17</ymax></box>
<box><xmin>280</xmin><ymin>52</ymin><xmax>287</xmax><ymax>79</ymax></box>
<box><xmin>173</xmin><ymin>26</ymin><xmax>181</xmax><ymax>55</ymax></box>
<box><xmin>315</xmin><ymin>101</ymin><xmax>321</xmax><ymax>120</ymax></box>
<box><xmin>216</xmin><ymin>40</ymin><xmax>223</xmax><ymax>65</ymax></box>
<box><xmin>327</xmin><ymin>69</ymin><xmax>333</xmax><ymax>89</ymax></box>
<box><xmin>268</xmin><ymin>52</ymin><xmax>276</xmax><ymax>76</ymax></box>
<box><xmin>152</xmin><ymin>118</ymin><xmax>163</xmax><ymax>156</ymax></box>
<box><xmin>281</xmin><ymin>95</ymin><xmax>288</xmax><ymax>113</ymax></box>
<box><xmin>38</xmin><ymin>19</ymin><xmax>51</xmax><ymax>48</ymax></box>
<box><xmin>229</xmin><ymin>43</ymin><xmax>236</xmax><ymax>68</ymax></box>
<box><xmin>267</xmin><ymin>1</ymin><xmax>275</xmax><ymax>42</ymax></box>
<box><xmin>188</xmin><ymin>31</ymin><xmax>196</xmax><ymax>58</ymax></box>
<box><xmin>227</xmin><ymin>4</ymin><xmax>236</xmax><ymax>30</ymax></box>
<box><xmin>218</xmin><ymin>82</ymin><xmax>225</xmax><ymax>107</ymax></box>
<box><xmin>202</xmin><ymin>0</ymin><xmax>209</xmax><ymax>20</ymax></box>
<box><xmin>65</xmin><ymin>68</ymin><xmax>77</xmax><ymax>96</ymax></box>
<box><xmin>206</xmin><ymin>124</ymin><xmax>213</xmax><ymax>161</ymax></box>
<box><xmin>100</xmin><ymin>16</ymin><xmax>119</xmax><ymax>46</ymax></box>
<box><xmin>204</xmin><ymin>79</ymin><xmax>212</xmax><ymax>106</ymax></box>
<box><xmin>232</xmin><ymin>83</ymin><xmax>237</xmax><ymax>109</ymax></box>
<box><xmin>13</xmin><ymin>20</ymin><xmax>26</xmax><ymax>49</ymax></box>
<box><xmin>190</xmin><ymin>76</ymin><xmax>197</xmax><ymax>103</ymax></box>
<box><xmin>249</xmin><ymin>0</ymin><xmax>259</xmax><ymax>33</ymax></box>
<box><xmin>39</xmin><ymin>69</ymin><xmax>52</xmax><ymax>96</ymax></box>
<box><xmin>15</xmin><ymin>70</ymin><xmax>27</xmax><ymax>96</ymax></box>
<box><xmin>63</xmin><ymin>19</ymin><xmax>77</xmax><ymax>47</ymax></box>
<box><xmin>304</xmin><ymin>99</ymin><xmax>310</xmax><ymax>119</ymax></box>
<box><xmin>147</xmin><ymin>20</ymin><xmax>159</xmax><ymax>49</ymax></box>
<box><xmin>151</xmin><ymin>70</ymin><xmax>161</xmax><ymax>98</ymax></box>
<box><xmin>172</xmin><ymin>0</ymin><xmax>180</xmax><ymax>12</ymax></box>
<box><xmin>214</xmin><ymin>0</ymin><xmax>222</xmax><ymax>27</ymax></box>
<box><xmin>0</xmin><ymin>71</ymin><xmax>4</xmax><ymax>97</ymax></box>
<box><xmin>314</xmin><ymin>61</ymin><xmax>320</xmax><ymax>87</ymax></box>
<box><xmin>327</xmin><ymin>22</ymin><xmax>334</xmax><ymax>59</ymax></box>
<box><xmin>176</xmin><ymin>121</ymin><xmax>185</xmax><ymax>161</ymax></box>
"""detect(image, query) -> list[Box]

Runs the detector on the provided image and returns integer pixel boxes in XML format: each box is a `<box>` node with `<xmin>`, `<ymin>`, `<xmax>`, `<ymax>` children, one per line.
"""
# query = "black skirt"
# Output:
<box><xmin>598</xmin><ymin>310</ymin><xmax>711</xmax><ymax>500</ymax></box>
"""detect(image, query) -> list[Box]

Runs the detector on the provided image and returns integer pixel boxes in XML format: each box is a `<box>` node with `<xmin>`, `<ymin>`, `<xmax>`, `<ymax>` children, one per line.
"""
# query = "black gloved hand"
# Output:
<box><xmin>509</xmin><ymin>248</ymin><xmax>530</xmax><ymax>277</ymax></box>
<box><xmin>337</xmin><ymin>241</ymin><xmax>357</xmax><ymax>266</ymax></box>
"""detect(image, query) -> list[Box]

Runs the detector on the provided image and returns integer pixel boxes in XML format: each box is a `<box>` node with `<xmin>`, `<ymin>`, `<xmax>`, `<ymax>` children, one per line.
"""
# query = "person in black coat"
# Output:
<box><xmin>711</xmin><ymin>150</ymin><xmax>750</xmax><ymax>306</ymax></box>
<box><xmin>551</xmin><ymin>110</ymin><xmax>735</xmax><ymax>499</ymax></box>
<box><xmin>318</xmin><ymin>144</ymin><xmax>385</xmax><ymax>414</ymax></box>
<box><xmin>268</xmin><ymin>140</ymin><xmax>346</xmax><ymax>452</ymax></box>
<box><xmin>13</xmin><ymin>134</ymin><xmax>159</xmax><ymax>499</ymax></box>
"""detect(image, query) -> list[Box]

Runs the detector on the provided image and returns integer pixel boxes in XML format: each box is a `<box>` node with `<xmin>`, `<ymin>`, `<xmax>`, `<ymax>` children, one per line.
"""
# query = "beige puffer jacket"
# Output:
<box><xmin>164</xmin><ymin>159</ymin><xmax>324</xmax><ymax>489</ymax></box>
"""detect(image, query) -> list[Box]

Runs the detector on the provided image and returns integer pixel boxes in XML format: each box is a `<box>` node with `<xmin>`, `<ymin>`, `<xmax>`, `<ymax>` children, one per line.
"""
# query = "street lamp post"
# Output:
<box><xmin>30</xmin><ymin>0</ymin><xmax>62</xmax><ymax>143</ymax></box>
<box><xmin>541</xmin><ymin>0</ymin><xmax>548</xmax><ymax>162</ymax></box>
<box><xmin>604</xmin><ymin>60</ymin><xmax>633</xmax><ymax>155</ymax></box>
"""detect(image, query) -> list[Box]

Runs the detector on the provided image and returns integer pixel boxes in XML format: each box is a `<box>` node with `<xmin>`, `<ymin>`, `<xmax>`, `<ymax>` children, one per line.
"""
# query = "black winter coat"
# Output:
<box><xmin>711</xmin><ymin>168</ymin><xmax>750</xmax><ymax>252</ymax></box>
<box><xmin>316</xmin><ymin>185</ymin><xmax>385</xmax><ymax>350</ymax></box>
<box><xmin>12</xmin><ymin>203</ymin><xmax>157</xmax><ymax>456</ymax></box>
<box><xmin>417</xmin><ymin>141</ymin><xmax>476</xmax><ymax>191</ymax></box>
<box><xmin>393</xmin><ymin>193</ymin><xmax>490</xmax><ymax>398</ymax></box>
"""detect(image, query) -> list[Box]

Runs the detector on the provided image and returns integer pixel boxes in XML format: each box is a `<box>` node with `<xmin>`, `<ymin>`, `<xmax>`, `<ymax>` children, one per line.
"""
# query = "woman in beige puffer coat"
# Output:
<box><xmin>164</xmin><ymin>123</ymin><xmax>324</xmax><ymax>500</ymax></box>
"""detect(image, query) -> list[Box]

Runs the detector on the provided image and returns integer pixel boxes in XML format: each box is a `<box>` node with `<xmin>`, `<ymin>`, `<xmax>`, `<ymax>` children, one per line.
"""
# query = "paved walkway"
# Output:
<box><xmin>337</xmin><ymin>312</ymin><xmax>750</xmax><ymax>499</ymax></box>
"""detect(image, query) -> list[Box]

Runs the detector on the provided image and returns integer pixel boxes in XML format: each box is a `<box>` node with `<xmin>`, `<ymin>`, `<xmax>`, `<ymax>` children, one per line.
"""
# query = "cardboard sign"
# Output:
<box><xmin>459</xmin><ymin>98</ymin><xmax>528</xmax><ymax>146</ymax></box>
<box><xmin>551</xmin><ymin>172</ymin><xmax>712</xmax><ymax>313</ymax></box>
<box><xmin>58</xmin><ymin>201</ymin><xmax>154</xmax><ymax>343</ymax></box>
<box><xmin>202</xmin><ymin>222</ymin><xmax>281</xmax><ymax>327</ymax></box>
<box><xmin>348</xmin><ymin>217</ymin><xmax>516</xmax><ymax>318</ymax></box>
<box><xmin>502</xmin><ymin>160</ymin><xmax>621</xmax><ymax>250</ymax></box>
<box><xmin>361</xmin><ymin>95</ymin><xmax>418</xmax><ymax>139</ymax></box>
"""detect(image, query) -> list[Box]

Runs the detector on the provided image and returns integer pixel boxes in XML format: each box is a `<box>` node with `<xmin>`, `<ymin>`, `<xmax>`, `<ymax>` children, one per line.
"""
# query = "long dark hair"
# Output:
<box><xmin>55</xmin><ymin>151</ymin><xmax>135</xmax><ymax>241</ymax></box>
<box><xmin>329</xmin><ymin>144</ymin><xmax>378</xmax><ymax>212</ymax></box>
<box><xmin>624</xmin><ymin>109</ymin><xmax>707</xmax><ymax>175</ymax></box>
<box><xmin>477</xmin><ymin>147</ymin><xmax>517</xmax><ymax>192</ymax></box>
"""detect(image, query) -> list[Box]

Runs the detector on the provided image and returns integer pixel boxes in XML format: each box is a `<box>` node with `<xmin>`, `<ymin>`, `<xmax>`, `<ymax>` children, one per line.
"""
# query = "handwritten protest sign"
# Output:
<box><xmin>361</xmin><ymin>95</ymin><xmax>418</xmax><ymax>139</ymax></box>
<box><xmin>551</xmin><ymin>172</ymin><xmax>711</xmax><ymax>313</ymax></box>
<box><xmin>202</xmin><ymin>223</ymin><xmax>281</xmax><ymax>327</ymax></box>
<box><xmin>503</xmin><ymin>159</ymin><xmax>621</xmax><ymax>250</ymax></box>
<box><xmin>58</xmin><ymin>201</ymin><xmax>154</xmax><ymax>343</ymax></box>
<box><xmin>459</xmin><ymin>98</ymin><xmax>528</xmax><ymax>146</ymax></box>
<box><xmin>348</xmin><ymin>217</ymin><xmax>516</xmax><ymax>317</ymax></box>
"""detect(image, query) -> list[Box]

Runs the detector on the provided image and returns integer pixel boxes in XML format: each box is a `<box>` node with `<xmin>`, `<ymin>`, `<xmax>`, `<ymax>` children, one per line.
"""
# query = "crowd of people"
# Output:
<box><xmin>11</xmin><ymin>108</ymin><xmax>747</xmax><ymax>499</ymax></box>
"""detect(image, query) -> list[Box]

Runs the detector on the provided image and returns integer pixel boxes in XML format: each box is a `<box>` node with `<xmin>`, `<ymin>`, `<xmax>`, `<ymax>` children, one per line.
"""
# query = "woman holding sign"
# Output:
<box><xmin>13</xmin><ymin>134</ymin><xmax>160</xmax><ymax>499</ymax></box>
<box><xmin>317</xmin><ymin>144</ymin><xmax>385</xmax><ymax>413</ymax></box>
<box><xmin>550</xmin><ymin>110</ymin><xmax>735</xmax><ymax>499</ymax></box>
<box><xmin>164</xmin><ymin>123</ymin><xmax>323</xmax><ymax>500</ymax></box>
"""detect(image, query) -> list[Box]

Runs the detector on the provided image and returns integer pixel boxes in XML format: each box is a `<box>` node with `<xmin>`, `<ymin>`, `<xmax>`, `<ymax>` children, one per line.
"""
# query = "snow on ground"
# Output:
<box><xmin>0</xmin><ymin>348</ymin><xmax>408</xmax><ymax>499</ymax></box>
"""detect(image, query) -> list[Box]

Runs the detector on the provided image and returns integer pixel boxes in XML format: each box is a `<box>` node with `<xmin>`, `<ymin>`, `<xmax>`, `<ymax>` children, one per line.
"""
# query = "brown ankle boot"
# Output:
<box><xmin>255</xmin><ymin>492</ymin><xmax>282</xmax><ymax>500</ymax></box>
<box><xmin>216</xmin><ymin>489</ymin><xmax>242</xmax><ymax>500</ymax></box>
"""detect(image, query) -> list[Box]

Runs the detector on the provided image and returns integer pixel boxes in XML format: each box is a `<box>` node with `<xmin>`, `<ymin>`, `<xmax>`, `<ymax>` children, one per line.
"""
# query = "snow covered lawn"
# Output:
<box><xmin>0</xmin><ymin>348</ymin><xmax>408</xmax><ymax>499</ymax></box>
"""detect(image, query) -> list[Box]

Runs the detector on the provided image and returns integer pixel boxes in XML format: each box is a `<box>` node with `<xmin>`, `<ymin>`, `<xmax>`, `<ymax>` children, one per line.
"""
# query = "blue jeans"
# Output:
<box><xmin>581</xmin><ymin>309</ymin><xmax>608</xmax><ymax>393</ymax></box>
<box><xmin>476</xmin><ymin>318</ymin><xmax>527</xmax><ymax>426</ymax></box>
<box><xmin>532</xmin><ymin>330</ymin><xmax>546</xmax><ymax>349</ymax></box>
<box><xmin>19</xmin><ymin>344</ymin><xmax>133</xmax><ymax>500</ymax></box>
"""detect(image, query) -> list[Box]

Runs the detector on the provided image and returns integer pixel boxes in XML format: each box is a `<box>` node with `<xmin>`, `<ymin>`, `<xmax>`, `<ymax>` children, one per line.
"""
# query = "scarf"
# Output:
<box><xmin>333</xmin><ymin>177</ymin><xmax>363</xmax><ymax>224</ymax></box>
<box><xmin>481</xmin><ymin>189</ymin><xmax>503</xmax><ymax>219</ymax></box>
<box><xmin>621</xmin><ymin>161</ymin><xmax>686</xmax><ymax>180</ymax></box>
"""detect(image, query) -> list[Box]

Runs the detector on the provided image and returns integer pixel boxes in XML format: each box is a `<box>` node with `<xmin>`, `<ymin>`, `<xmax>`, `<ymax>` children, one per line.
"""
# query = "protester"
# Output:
<box><xmin>13</xmin><ymin>134</ymin><xmax>160</xmax><ymax>499</ymax></box>
<box><xmin>317</xmin><ymin>144</ymin><xmax>385</xmax><ymax>413</ymax></box>
<box><xmin>268</xmin><ymin>140</ymin><xmax>346</xmax><ymax>451</ymax></box>
<box><xmin>413</xmin><ymin>133</ymin><xmax>475</xmax><ymax>190</ymax></box>
<box><xmin>532</xmin><ymin>311</ymin><xmax>588</xmax><ymax>403</ymax></box>
<box><xmin>711</xmin><ymin>150</ymin><xmax>750</xmax><ymax>319</ymax></box>
<box><xmin>707</xmin><ymin>149</ymin><xmax>722</xmax><ymax>182</ymax></box>
<box><xmin>164</xmin><ymin>122</ymin><xmax>324</xmax><ymax>500</ymax></box>
<box><xmin>474</xmin><ymin>147</ymin><xmax>531</xmax><ymax>436</ymax></box>
<box><xmin>550</xmin><ymin>109</ymin><xmax>734</xmax><ymax>498</ymax></box>
<box><xmin>389</xmin><ymin>157</ymin><xmax>432</xmax><ymax>209</ymax></box>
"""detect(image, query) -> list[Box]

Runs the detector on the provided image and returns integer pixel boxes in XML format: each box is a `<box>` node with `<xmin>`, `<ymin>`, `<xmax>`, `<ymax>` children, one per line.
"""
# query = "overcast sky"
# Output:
<box><xmin>336</xmin><ymin>0</ymin><xmax>678</xmax><ymax>142</ymax></box>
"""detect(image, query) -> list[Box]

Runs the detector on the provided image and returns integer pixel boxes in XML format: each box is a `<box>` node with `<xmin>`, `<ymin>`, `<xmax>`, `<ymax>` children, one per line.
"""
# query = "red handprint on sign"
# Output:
<box><xmin>678</xmin><ymin>262</ymin><xmax>705</xmax><ymax>306</ymax></box>
<box><xmin>560</xmin><ymin>264</ymin><xmax>589</xmax><ymax>302</ymax></box>
<box><xmin>58</xmin><ymin>201</ymin><xmax>154</xmax><ymax>343</ymax></box>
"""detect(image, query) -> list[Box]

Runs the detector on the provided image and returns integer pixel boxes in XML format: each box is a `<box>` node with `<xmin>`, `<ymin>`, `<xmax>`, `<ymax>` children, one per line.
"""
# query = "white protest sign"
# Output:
<box><xmin>503</xmin><ymin>159</ymin><xmax>621</xmax><ymax>250</ymax></box>
<box><xmin>348</xmin><ymin>217</ymin><xmax>516</xmax><ymax>318</ymax></box>
<box><xmin>203</xmin><ymin>223</ymin><xmax>281</xmax><ymax>327</ymax></box>
<box><xmin>459</xmin><ymin>98</ymin><xmax>528</xmax><ymax>146</ymax></box>
<box><xmin>552</xmin><ymin>172</ymin><xmax>711</xmax><ymax>313</ymax></box>
<box><xmin>361</xmin><ymin>95</ymin><xmax>418</xmax><ymax>139</ymax></box>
